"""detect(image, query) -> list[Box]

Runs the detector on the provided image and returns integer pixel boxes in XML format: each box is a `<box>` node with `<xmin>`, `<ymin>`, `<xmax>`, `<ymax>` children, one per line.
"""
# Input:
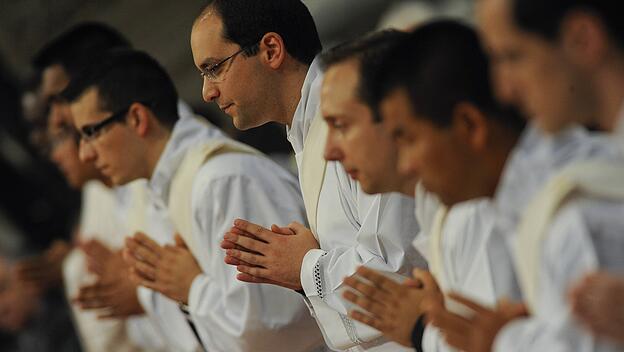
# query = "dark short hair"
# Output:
<box><xmin>33</xmin><ymin>22</ymin><xmax>131</xmax><ymax>80</ymax></box>
<box><xmin>320</xmin><ymin>30</ymin><xmax>409</xmax><ymax>119</ymax></box>
<box><xmin>374</xmin><ymin>20</ymin><xmax>525</xmax><ymax>132</ymax></box>
<box><xmin>201</xmin><ymin>0</ymin><xmax>322</xmax><ymax>65</ymax></box>
<box><xmin>62</xmin><ymin>49</ymin><xmax>179</xmax><ymax>129</ymax></box>
<box><xmin>512</xmin><ymin>0</ymin><xmax>624</xmax><ymax>49</ymax></box>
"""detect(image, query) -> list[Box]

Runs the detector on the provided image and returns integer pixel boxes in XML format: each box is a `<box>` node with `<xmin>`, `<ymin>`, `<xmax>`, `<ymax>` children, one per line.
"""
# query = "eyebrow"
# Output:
<box><xmin>199</xmin><ymin>58</ymin><xmax>220</xmax><ymax>70</ymax></box>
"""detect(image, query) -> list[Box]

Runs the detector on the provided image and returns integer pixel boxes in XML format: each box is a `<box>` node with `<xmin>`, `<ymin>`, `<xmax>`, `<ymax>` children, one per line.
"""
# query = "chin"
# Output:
<box><xmin>232</xmin><ymin>114</ymin><xmax>268</xmax><ymax>131</ymax></box>
<box><xmin>359</xmin><ymin>181</ymin><xmax>381</xmax><ymax>195</ymax></box>
<box><xmin>68</xmin><ymin>177</ymin><xmax>86</xmax><ymax>190</ymax></box>
<box><xmin>232</xmin><ymin>117</ymin><xmax>251</xmax><ymax>131</ymax></box>
<box><xmin>110</xmin><ymin>175</ymin><xmax>131</xmax><ymax>186</ymax></box>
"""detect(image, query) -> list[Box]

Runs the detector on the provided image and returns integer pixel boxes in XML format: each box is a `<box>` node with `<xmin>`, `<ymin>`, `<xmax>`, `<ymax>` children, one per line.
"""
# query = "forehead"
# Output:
<box><xmin>381</xmin><ymin>89</ymin><xmax>413</xmax><ymax>120</ymax></box>
<box><xmin>321</xmin><ymin>61</ymin><xmax>361</xmax><ymax>104</ymax></box>
<box><xmin>40</xmin><ymin>64</ymin><xmax>69</xmax><ymax>99</ymax></box>
<box><xmin>70</xmin><ymin>87</ymin><xmax>105</xmax><ymax>126</ymax></box>
<box><xmin>476</xmin><ymin>0</ymin><xmax>518</xmax><ymax>42</ymax></box>
<box><xmin>191</xmin><ymin>11</ymin><xmax>234</xmax><ymax>61</ymax></box>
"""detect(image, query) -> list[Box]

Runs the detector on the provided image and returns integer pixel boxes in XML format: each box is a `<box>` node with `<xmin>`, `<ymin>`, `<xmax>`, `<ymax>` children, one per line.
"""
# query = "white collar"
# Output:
<box><xmin>148</xmin><ymin>116</ymin><xmax>224</xmax><ymax>204</ymax></box>
<box><xmin>286</xmin><ymin>55</ymin><xmax>324</xmax><ymax>155</ymax></box>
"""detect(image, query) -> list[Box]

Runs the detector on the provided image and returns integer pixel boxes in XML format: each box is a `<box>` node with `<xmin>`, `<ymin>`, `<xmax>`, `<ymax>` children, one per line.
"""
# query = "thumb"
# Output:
<box><xmin>271</xmin><ymin>224</ymin><xmax>295</xmax><ymax>235</ymax></box>
<box><xmin>174</xmin><ymin>233</ymin><xmax>188</xmax><ymax>248</ymax></box>
<box><xmin>498</xmin><ymin>298</ymin><xmax>529</xmax><ymax>318</ymax></box>
<box><xmin>286</xmin><ymin>221</ymin><xmax>308</xmax><ymax>234</ymax></box>
<box><xmin>413</xmin><ymin>268</ymin><xmax>441</xmax><ymax>293</ymax></box>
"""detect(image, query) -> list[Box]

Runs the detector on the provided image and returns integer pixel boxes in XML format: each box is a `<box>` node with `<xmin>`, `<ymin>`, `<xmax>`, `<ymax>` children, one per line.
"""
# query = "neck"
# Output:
<box><xmin>483</xmin><ymin>126</ymin><xmax>520</xmax><ymax>198</ymax></box>
<box><xmin>595</xmin><ymin>55</ymin><xmax>624</xmax><ymax>131</ymax></box>
<box><xmin>145</xmin><ymin>128</ymin><xmax>172</xmax><ymax>179</ymax></box>
<box><xmin>273</xmin><ymin>61</ymin><xmax>310</xmax><ymax>127</ymax></box>
<box><xmin>98</xmin><ymin>175</ymin><xmax>114</xmax><ymax>188</ymax></box>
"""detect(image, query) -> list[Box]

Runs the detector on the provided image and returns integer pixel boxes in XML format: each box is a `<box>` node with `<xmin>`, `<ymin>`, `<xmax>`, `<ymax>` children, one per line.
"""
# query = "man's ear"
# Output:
<box><xmin>560</xmin><ymin>11</ymin><xmax>609</xmax><ymax>68</ymax></box>
<box><xmin>258</xmin><ymin>32</ymin><xmax>286</xmax><ymax>70</ymax></box>
<box><xmin>127</xmin><ymin>102</ymin><xmax>151</xmax><ymax>137</ymax></box>
<box><xmin>451</xmin><ymin>102</ymin><xmax>489</xmax><ymax>152</ymax></box>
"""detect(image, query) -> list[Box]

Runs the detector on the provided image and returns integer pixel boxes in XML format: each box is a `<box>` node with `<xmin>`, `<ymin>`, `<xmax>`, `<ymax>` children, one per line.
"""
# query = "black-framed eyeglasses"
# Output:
<box><xmin>200</xmin><ymin>43</ymin><xmax>258</xmax><ymax>82</ymax></box>
<box><xmin>79</xmin><ymin>106</ymin><xmax>131</xmax><ymax>141</ymax></box>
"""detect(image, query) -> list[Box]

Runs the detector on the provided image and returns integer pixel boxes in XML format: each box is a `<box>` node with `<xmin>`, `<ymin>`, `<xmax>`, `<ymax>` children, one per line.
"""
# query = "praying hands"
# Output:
<box><xmin>427</xmin><ymin>293</ymin><xmax>528</xmax><ymax>352</ymax></box>
<box><xmin>221</xmin><ymin>219</ymin><xmax>320</xmax><ymax>290</ymax></box>
<box><xmin>569</xmin><ymin>272</ymin><xmax>624</xmax><ymax>345</ymax></box>
<box><xmin>342</xmin><ymin>267</ymin><xmax>444</xmax><ymax>347</ymax></box>
<box><xmin>73</xmin><ymin>239</ymin><xmax>143</xmax><ymax>319</ymax></box>
<box><xmin>123</xmin><ymin>232</ymin><xmax>202</xmax><ymax>304</ymax></box>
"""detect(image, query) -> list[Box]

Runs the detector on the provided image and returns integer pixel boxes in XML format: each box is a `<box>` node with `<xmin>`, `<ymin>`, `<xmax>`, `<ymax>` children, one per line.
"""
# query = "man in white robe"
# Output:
<box><xmin>333</xmin><ymin>21</ymin><xmax>524</xmax><ymax>351</ymax></box>
<box><xmin>423</xmin><ymin>1</ymin><xmax>624</xmax><ymax>351</ymax></box>
<box><xmin>189</xmin><ymin>2</ymin><xmax>423</xmax><ymax>350</ymax></box>
<box><xmin>124</xmin><ymin>104</ymin><xmax>210</xmax><ymax>352</ymax></box>
<box><xmin>31</xmin><ymin>23</ymin><xmax>161</xmax><ymax>352</ymax></box>
<box><xmin>338</xmin><ymin>20</ymin><xmax>624</xmax><ymax>352</ymax></box>
<box><xmin>65</xmin><ymin>49</ymin><xmax>324</xmax><ymax>352</ymax></box>
<box><xmin>74</xmin><ymin>102</ymin><xmax>203</xmax><ymax>352</ymax></box>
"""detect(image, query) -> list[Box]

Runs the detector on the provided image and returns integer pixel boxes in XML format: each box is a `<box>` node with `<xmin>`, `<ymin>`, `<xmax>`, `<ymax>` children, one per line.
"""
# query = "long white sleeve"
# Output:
<box><xmin>125</xmin><ymin>315</ymin><xmax>167</xmax><ymax>351</ymax></box>
<box><xmin>495</xmin><ymin>199</ymin><xmax>624</xmax><ymax>352</ymax></box>
<box><xmin>298</xmin><ymin>163</ymin><xmax>424</xmax><ymax>351</ymax></box>
<box><xmin>186</xmin><ymin>154</ymin><xmax>324</xmax><ymax>352</ymax></box>
<box><xmin>133</xmin><ymin>286</ymin><xmax>198</xmax><ymax>352</ymax></box>
<box><xmin>133</xmin><ymin>196</ymin><xmax>200</xmax><ymax>352</ymax></box>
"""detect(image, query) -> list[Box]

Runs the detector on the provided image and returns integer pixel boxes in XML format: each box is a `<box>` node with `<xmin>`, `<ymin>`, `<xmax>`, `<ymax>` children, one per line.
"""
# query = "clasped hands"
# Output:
<box><xmin>341</xmin><ymin>266</ymin><xmax>527</xmax><ymax>351</ymax></box>
<box><xmin>73</xmin><ymin>239</ymin><xmax>144</xmax><ymax>319</ymax></box>
<box><xmin>220</xmin><ymin>219</ymin><xmax>320</xmax><ymax>290</ymax></box>
<box><xmin>123</xmin><ymin>232</ymin><xmax>202</xmax><ymax>305</ymax></box>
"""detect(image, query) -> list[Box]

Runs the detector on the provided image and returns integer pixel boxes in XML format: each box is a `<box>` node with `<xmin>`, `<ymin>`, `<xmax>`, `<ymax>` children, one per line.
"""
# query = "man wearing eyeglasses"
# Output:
<box><xmin>191</xmin><ymin>1</ymin><xmax>422</xmax><ymax>351</ymax></box>
<box><xmin>64</xmin><ymin>48</ymin><xmax>325</xmax><ymax>352</ymax></box>
<box><xmin>6</xmin><ymin>22</ymin><xmax>167</xmax><ymax>352</ymax></box>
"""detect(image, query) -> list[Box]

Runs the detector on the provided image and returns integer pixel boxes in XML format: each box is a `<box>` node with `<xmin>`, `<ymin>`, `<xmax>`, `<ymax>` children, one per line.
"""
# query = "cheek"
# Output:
<box><xmin>492</xmin><ymin>63</ymin><xmax>517</xmax><ymax>104</ymax></box>
<box><xmin>397</xmin><ymin>142</ymin><xmax>420</xmax><ymax>176</ymax></box>
<box><xmin>346</xmin><ymin>127</ymin><xmax>381</xmax><ymax>165</ymax></box>
<box><xmin>418</xmin><ymin>140</ymin><xmax>451</xmax><ymax>181</ymax></box>
<box><xmin>94</xmin><ymin>137</ymin><xmax>117</xmax><ymax>163</ymax></box>
<box><xmin>54</xmin><ymin>142</ymin><xmax>74</xmax><ymax>161</ymax></box>
<box><xmin>337</xmin><ymin>129</ymin><xmax>359</xmax><ymax>156</ymax></box>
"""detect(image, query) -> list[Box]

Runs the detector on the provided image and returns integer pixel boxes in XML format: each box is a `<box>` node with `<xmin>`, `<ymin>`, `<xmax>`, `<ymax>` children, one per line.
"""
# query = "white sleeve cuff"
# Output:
<box><xmin>493</xmin><ymin>319</ymin><xmax>522</xmax><ymax>352</ymax></box>
<box><xmin>137</xmin><ymin>286</ymin><xmax>154</xmax><ymax>315</ymax></box>
<box><xmin>301</xmin><ymin>248</ymin><xmax>328</xmax><ymax>298</ymax></box>
<box><xmin>126</xmin><ymin>315</ymin><xmax>166</xmax><ymax>350</ymax></box>
<box><xmin>187</xmin><ymin>273</ymin><xmax>209</xmax><ymax>313</ymax></box>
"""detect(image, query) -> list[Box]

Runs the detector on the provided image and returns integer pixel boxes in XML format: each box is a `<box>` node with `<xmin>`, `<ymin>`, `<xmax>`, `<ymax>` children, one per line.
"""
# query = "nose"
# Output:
<box><xmin>493</xmin><ymin>64</ymin><xmax>522</xmax><ymax>106</ymax></box>
<box><xmin>397</xmin><ymin>149</ymin><xmax>418</xmax><ymax>179</ymax></box>
<box><xmin>202</xmin><ymin>77</ymin><xmax>220</xmax><ymax>103</ymax></box>
<box><xmin>323</xmin><ymin>130</ymin><xmax>343</xmax><ymax>162</ymax></box>
<box><xmin>78</xmin><ymin>139</ymin><xmax>97</xmax><ymax>163</ymax></box>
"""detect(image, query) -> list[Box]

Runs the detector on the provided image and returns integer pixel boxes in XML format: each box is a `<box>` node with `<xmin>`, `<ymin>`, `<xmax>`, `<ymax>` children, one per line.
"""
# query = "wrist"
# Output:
<box><xmin>182</xmin><ymin>271</ymin><xmax>202</xmax><ymax>305</ymax></box>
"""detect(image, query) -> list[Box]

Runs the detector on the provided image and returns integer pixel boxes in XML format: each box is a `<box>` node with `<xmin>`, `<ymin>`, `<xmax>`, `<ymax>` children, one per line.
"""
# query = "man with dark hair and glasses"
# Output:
<box><xmin>64</xmin><ymin>48</ymin><xmax>324</xmax><ymax>352</ymax></box>
<box><xmin>191</xmin><ymin>2</ymin><xmax>422</xmax><ymax>350</ymax></box>
<box><xmin>3</xmin><ymin>22</ymin><xmax>169</xmax><ymax>352</ymax></box>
